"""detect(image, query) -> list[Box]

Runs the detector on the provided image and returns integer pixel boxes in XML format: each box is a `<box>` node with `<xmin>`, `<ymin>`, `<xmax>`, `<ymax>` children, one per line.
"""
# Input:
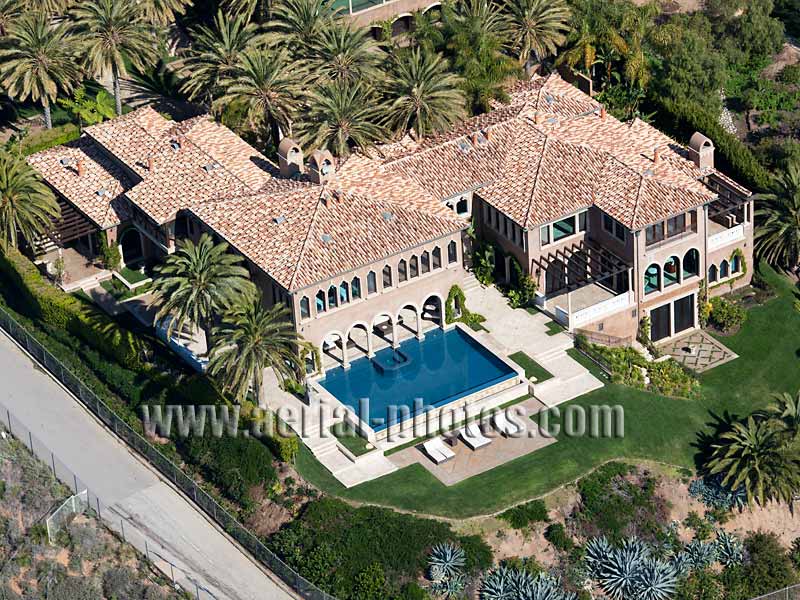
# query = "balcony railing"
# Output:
<box><xmin>554</xmin><ymin>290</ymin><xmax>635</xmax><ymax>331</ymax></box>
<box><xmin>708</xmin><ymin>223</ymin><xmax>745</xmax><ymax>251</ymax></box>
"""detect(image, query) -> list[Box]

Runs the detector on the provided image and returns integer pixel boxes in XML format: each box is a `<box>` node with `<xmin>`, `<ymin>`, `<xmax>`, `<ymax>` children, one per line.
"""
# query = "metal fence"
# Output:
<box><xmin>750</xmin><ymin>585</ymin><xmax>800</xmax><ymax>600</ymax></box>
<box><xmin>46</xmin><ymin>490</ymin><xmax>89</xmax><ymax>544</ymax></box>
<box><xmin>0</xmin><ymin>304</ymin><xmax>338</xmax><ymax>600</ymax></box>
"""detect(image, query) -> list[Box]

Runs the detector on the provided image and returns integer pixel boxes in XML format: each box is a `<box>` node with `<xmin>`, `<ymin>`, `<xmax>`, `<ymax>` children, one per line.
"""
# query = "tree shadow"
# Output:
<box><xmin>692</xmin><ymin>410</ymin><xmax>741</xmax><ymax>472</ymax></box>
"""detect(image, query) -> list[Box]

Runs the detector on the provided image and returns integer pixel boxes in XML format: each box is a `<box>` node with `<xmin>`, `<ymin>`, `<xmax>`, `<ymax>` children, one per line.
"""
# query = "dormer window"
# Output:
<box><xmin>203</xmin><ymin>162</ymin><xmax>221</xmax><ymax>173</ymax></box>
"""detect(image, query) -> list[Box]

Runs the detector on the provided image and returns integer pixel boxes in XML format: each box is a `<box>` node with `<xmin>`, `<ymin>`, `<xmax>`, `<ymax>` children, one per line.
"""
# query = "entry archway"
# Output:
<box><xmin>120</xmin><ymin>228</ymin><xmax>143</xmax><ymax>265</ymax></box>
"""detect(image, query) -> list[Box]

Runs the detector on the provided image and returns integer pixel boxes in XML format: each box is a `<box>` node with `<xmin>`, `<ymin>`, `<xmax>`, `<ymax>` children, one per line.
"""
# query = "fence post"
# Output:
<box><xmin>51</xmin><ymin>452</ymin><xmax>56</xmax><ymax>477</ymax></box>
<box><xmin>73</xmin><ymin>473</ymin><xmax>78</xmax><ymax>494</ymax></box>
<box><xmin>28</xmin><ymin>431</ymin><xmax>33</xmax><ymax>452</ymax></box>
<box><xmin>120</xmin><ymin>519</ymin><xmax>126</xmax><ymax>542</ymax></box>
<box><xmin>145</xmin><ymin>539</ymin><xmax>150</xmax><ymax>561</ymax></box>
<box><xmin>96</xmin><ymin>497</ymin><xmax>101</xmax><ymax>519</ymax></box>
<box><xmin>6</xmin><ymin>408</ymin><xmax>10</xmax><ymax>434</ymax></box>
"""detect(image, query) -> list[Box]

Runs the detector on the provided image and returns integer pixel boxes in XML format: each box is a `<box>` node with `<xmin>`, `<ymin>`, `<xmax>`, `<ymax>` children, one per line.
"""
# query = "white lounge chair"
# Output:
<box><xmin>422</xmin><ymin>437</ymin><xmax>456</xmax><ymax>464</ymax></box>
<box><xmin>493</xmin><ymin>411</ymin><xmax>525</xmax><ymax>437</ymax></box>
<box><xmin>459</xmin><ymin>422</ymin><xmax>492</xmax><ymax>450</ymax></box>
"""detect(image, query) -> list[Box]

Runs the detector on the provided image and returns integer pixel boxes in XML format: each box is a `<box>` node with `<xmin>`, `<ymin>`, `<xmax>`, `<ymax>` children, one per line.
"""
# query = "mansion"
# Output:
<box><xmin>28</xmin><ymin>73</ymin><xmax>754</xmax><ymax>371</ymax></box>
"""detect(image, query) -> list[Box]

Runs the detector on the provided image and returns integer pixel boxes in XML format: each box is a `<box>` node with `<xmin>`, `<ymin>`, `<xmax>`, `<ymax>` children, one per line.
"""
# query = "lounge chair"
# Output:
<box><xmin>492</xmin><ymin>411</ymin><xmax>525</xmax><ymax>437</ymax></box>
<box><xmin>422</xmin><ymin>437</ymin><xmax>456</xmax><ymax>464</ymax></box>
<box><xmin>459</xmin><ymin>422</ymin><xmax>492</xmax><ymax>450</ymax></box>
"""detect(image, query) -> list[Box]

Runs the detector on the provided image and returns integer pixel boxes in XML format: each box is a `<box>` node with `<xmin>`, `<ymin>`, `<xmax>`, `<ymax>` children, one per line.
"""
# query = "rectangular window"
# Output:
<box><xmin>540</xmin><ymin>225</ymin><xmax>550</xmax><ymax>246</ymax></box>
<box><xmin>578</xmin><ymin>210</ymin><xmax>587</xmax><ymax>232</ymax></box>
<box><xmin>421</xmin><ymin>253</ymin><xmax>430</xmax><ymax>273</ymax></box>
<box><xmin>614</xmin><ymin>221</ymin><xmax>626</xmax><ymax>242</ymax></box>
<box><xmin>448</xmin><ymin>241</ymin><xmax>458</xmax><ymax>264</ymax></box>
<box><xmin>552</xmin><ymin>215</ymin><xmax>576</xmax><ymax>242</ymax></box>
<box><xmin>300</xmin><ymin>297</ymin><xmax>310</xmax><ymax>320</ymax></box>
<box><xmin>646</xmin><ymin>222</ymin><xmax>664</xmax><ymax>246</ymax></box>
<box><xmin>603</xmin><ymin>213</ymin><xmax>614</xmax><ymax>234</ymax></box>
<box><xmin>367</xmin><ymin>272</ymin><xmax>377</xmax><ymax>294</ymax></box>
<box><xmin>667</xmin><ymin>213</ymin><xmax>686</xmax><ymax>237</ymax></box>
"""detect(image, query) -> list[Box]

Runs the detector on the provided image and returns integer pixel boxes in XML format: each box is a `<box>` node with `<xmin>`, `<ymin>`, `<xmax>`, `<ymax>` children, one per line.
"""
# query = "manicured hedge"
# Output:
<box><xmin>650</xmin><ymin>97</ymin><xmax>772</xmax><ymax>191</ymax></box>
<box><xmin>19</xmin><ymin>123</ymin><xmax>80</xmax><ymax>156</ymax></box>
<box><xmin>0</xmin><ymin>246</ymin><xmax>145</xmax><ymax>369</ymax></box>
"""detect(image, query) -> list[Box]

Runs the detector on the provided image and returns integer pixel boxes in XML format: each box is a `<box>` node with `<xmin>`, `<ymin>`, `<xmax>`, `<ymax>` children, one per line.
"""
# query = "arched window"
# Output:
<box><xmin>683</xmin><ymin>248</ymin><xmax>700</xmax><ymax>279</ymax></box>
<box><xmin>708</xmin><ymin>264</ymin><xmax>718</xmax><ymax>283</ymax></box>
<box><xmin>327</xmin><ymin>285</ymin><xmax>338</xmax><ymax>308</ymax></box>
<box><xmin>644</xmin><ymin>264</ymin><xmax>660</xmax><ymax>294</ymax></box>
<box><xmin>339</xmin><ymin>281</ymin><xmax>349</xmax><ymax>304</ymax></box>
<box><xmin>432</xmin><ymin>247</ymin><xmax>442</xmax><ymax>269</ymax></box>
<box><xmin>447</xmin><ymin>240</ymin><xmax>458</xmax><ymax>264</ymax></box>
<box><xmin>409</xmin><ymin>255</ymin><xmax>419</xmax><ymax>278</ymax></box>
<box><xmin>664</xmin><ymin>256</ymin><xmax>680</xmax><ymax>287</ymax></box>
<box><xmin>367</xmin><ymin>271</ymin><xmax>377</xmax><ymax>294</ymax></box>
<box><xmin>421</xmin><ymin>251</ymin><xmax>430</xmax><ymax>273</ymax></box>
<box><xmin>383</xmin><ymin>265</ymin><xmax>393</xmax><ymax>288</ymax></box>
<box><xmin>351</xmin><ymin>276</ymin><xmax>362</xmax><ymax>299</ymax></box>
<box><xmin>398</xmin><ymin>259</ymin><xmax>408</xmax><ymax>282</ymax></box>
<box><xmin>731</xmin><ymin>253</ymin><xmax>741</xmax><ymax>274</ymax></box>
<box><xmin>456</xmin><ymin>196</ymin><xmax>468</xmax><ymax>215</ymax></box>
<box><xmin>720</xmin><ymin>259</ymin><xmax>729</xmax><ymax>278</ymax></box>
<box><xmin>315</xmin><ymin>290</ymin><xmax>326</xmax><ymax>313</ymax></box>
<box><xmin>300</xmin><ymin>296</ymin><xmax>310</xmax><ymax>320</ymax></box>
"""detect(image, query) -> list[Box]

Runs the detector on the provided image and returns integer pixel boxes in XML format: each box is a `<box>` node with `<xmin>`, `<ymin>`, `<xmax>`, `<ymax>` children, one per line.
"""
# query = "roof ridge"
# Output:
<box><xmin>287</xmin><ymin>187</ymin><xmax>327</xmax><ymax>290</ymax></box>
<box><xmin>522</xmin><ymin>133</ymin><xmax>550</xmax><ymax>228</ymax></box>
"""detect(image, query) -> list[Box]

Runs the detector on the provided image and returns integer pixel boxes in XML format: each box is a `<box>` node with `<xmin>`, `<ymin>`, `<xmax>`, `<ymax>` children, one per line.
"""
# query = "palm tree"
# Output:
<box><xmin>768</xmin><ymin>390</ymin><xmax>800</xmax><ymax>442</ymax></box>
<box><xmin>21</xmin><ymin>0</ymin><xmax>72</xmax><ymax>14</ymax></box>
<box><xmin>558</xmin><ymin>16</ymin><xmax>625</xmax><ymax>78</ymax></box>
<box><xmin>298</xmin><ymin>80</ymin><xmax>386</xmax><ymax>157</ymax></box>
<box><xmin>0</xmin><ymin>0</ymin><xmax>21</xmax><ymax>38</ymax></box>
<box><xmin>0</xmin><ymin>14</ymin><xmax>80</xmax><ymax>129</ymax></box>
<box><xmin>138</xmin><ymin>0</ymin><xmax>192</xmax><ymax>28</ymax></box>
<box><xmin>208</xmin><ymin>299</ymin><xmax>307</xmax><ymax>405</ymax></box>
<box><xmin>503</xmin><ymin>0</ymin><xmax>570</xmax><ymax>70</ymax></box>
<box><xmin>756</xmin><ymin>160</ymin><xmax>800</xmax><ymax>270</ymax></box>
<box><xmin>270</xmin><ymin>0</ymin><xmax>338</xmax><ymax>50</ymax></box>
<box><xmin>152</xmin><ymin>233</ymin><xmax>256</xmax><ymax>351</ymax></box>
<box><xmin>617</xmin><ymin>2</ymin><xmax>676</xmax><ymax>90</ymax></box>
<box><xmin>216</xmin><ymin>47</ymin><xmax>306</xmax><ymax>145</ymax></box>
<box><xmin>385</xmin><ymin>48</ymin><xmax>466</xmax><ymax>139</ymax></box>
<box><xmin>179</xmin><ymin>10</ymin><xmax>262</xmax><ymax>104</ymax></box>
<box><xmin>223</xmin><ymin>0</ymin><xmax>271</xmax><ymax>23</ymax></box>
<box><xmin>309</xmin><ymin>21</ymin><xmax>383</xmax><ymax>85</ymax></box>
<box><xmin>408</xmin><ymin>9</ymin><xmax>445</xmax><ymax>54</ymax></box>
<box><xmin>0</xmin><ymin>151</ymin><xmax>60</xmax><ymax>251</ymax></box>
<box><xmin>70</xmin><ymin>0</ymin><xmax>159</xmax><ymax>116</ymax></box>
<box><xmin>705</xmin><ymin>415</ymin><xmax>800</xmax><ymax>506</ymax></box>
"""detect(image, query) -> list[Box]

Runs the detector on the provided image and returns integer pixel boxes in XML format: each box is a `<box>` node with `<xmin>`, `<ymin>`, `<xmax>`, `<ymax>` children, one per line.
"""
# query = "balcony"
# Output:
<box><xmin>707</xmin><ymin>218</ymin><xmax>745</xmax><ymax>252</ymax></box>
<box><xmin>552</xmin><ymin>286</ymin><xmax>635</xmax><ymax>331</ymax></box>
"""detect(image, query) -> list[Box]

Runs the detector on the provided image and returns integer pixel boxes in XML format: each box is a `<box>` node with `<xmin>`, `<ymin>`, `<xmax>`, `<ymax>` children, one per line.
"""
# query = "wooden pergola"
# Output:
<box><xmin>531</xmin><ymin>238</ymin><xmax>631</xmax><ymax>293</ymax></box>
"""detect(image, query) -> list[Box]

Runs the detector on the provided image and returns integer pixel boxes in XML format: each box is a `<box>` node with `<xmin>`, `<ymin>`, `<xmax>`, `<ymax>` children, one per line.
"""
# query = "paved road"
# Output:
<box><xmin>0</xmin><ymin>332</ymin><xmax>295</xmax><ymax>600</ymax></box>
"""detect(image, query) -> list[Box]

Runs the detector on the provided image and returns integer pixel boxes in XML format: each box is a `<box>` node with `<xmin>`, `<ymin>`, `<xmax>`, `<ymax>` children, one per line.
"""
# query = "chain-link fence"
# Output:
<box><xmin>0</xmin><ymin>304</ymin><xmax>338</xmax><ymax>600</ymax></box>
<box><xmin>750</xmin><ymin>585</ymin><xmax>800</xmax><ymax>600</ymax></box>
<box><xmin>46</xmin><ymin>490</ymin><xmax>89</xmax><ymax>544</ymax></box>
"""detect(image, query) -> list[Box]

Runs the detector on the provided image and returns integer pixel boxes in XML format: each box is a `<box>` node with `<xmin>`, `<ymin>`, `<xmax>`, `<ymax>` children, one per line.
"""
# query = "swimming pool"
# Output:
<box><xmin>319</xmin><ymin>327</ymin><xmax>518</xmax><ymax>432</ymax></box>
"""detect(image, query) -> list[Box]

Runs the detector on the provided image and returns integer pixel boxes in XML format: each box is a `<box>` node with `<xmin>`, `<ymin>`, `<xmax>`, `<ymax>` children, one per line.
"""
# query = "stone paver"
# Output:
<box><xmin>658</xmin><ymin>329</ymin><xmax>738</xmax><ymax>372</ymax></box>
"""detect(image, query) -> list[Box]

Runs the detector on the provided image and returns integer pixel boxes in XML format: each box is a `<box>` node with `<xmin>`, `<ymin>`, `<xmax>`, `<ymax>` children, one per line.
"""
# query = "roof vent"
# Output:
<box><xmin>381</xmin><ymin>211</ymin><xmax>394</xmax><ymax>222</ymax></box>
<box><xmin>546</xmin><ymin>116</ymin><xmax>558</xmax><ymax>125</ymax></box>
<box><xmin>273</xmin><ymin>215</ymin><xmax>287</xmax><ymax>225</ymax></box>
<box><xmin>96</xmin><ymin>188</ymin><xmax>110</xmax><ymax>197</ymax></box>
<box><xmin>457</xmin><ymin>138</ymin><xmax>472</xmax><ymax>153</ymax></box>
<box><xmin>59</xmin><ymin>157</ymin><xmax>73</xmax><ymax>167</ymax></box>
<box><xmin>475</xmin><ymin>131</ymin><xmax>489</xmax><ymax>146</ymax></box>
<box><xmin>170</xmin><ymin>139</ymin><xmax>181</xmax><ymax>152</ymax></box>
<box><xmin>545</xmin><ymin>94</ymin><xmax>555</xmax><ymax>105</ymax></box>
<box><xmin>202</xmin><ymin>162</ymin><xmax>221</xmax><ymax>173</ymax></box>
<box><xmin>643</xmin><ymin>168</ymin><xmax>655</xmax><ymax>178</ymax></box>
<box><xmin>321</xmin><ymin>233</ymin><xmax>333</xmax><ymax>244</ymax></box>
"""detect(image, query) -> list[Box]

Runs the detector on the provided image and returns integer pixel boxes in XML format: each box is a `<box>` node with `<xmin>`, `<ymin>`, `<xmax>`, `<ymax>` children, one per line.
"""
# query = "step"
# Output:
<box><xmin>534</xmin><ymin>372</ymin><xmax>604</xmax><ymax>407</ymax></box>
<box><xmin>530</xmin><ymin>337</ymin><xmax>574</xmax><ymax>363</ymax></box>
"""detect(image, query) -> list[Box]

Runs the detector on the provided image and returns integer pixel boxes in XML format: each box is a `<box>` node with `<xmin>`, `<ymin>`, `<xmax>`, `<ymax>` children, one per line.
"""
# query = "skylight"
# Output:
<box><xmin>96</xmin><ymin>188</ymin><xmax>109</xmax><ymax>197</ymax></box>
<box><xmin>381</xmin><ymin>211</ymin><xmax>394</xmax><ymax>222</ymax></box>
<box><xmin>457</xmin><ymin>139</ymin><xmax>472</xmax><ymax>153</ymax></box>
<box><xmin>170</xmin><ymin>139</ymin><xmax>181</xmax><ymax>152</ymax></box>
<box><xmin>321</xmin><ymin>233</ymin><xmax>333</xmax><ymax>244</ymax></box>
<box><xmin>475</xmin><ymin>132</ymin><xmax>489</xmax><ymax>146</ymax></box>
<box><xmin>203</xmin><ymin>162</ymin><xmax>221</xmax><ymax>173</ymax></box>
<box><xmin>273</xmin><ymin>215</ymin><xmax>287</xmax><ymax>225</ymax></box>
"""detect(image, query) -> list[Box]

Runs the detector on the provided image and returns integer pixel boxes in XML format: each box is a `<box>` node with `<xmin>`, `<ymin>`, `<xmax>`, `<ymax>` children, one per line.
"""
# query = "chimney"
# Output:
<box><xmin>470</xmin><ymin>132</ymin><xmax>479</xmax><ymax>145</ymax></box>
<box><xmin>653</xmin><ymin>147</ymin><xmax>661</xmax><ymax>166</ymax></box>
<box><xmin>688</xmin><ymin>132</ymin><xmax>714</xmax><ymax>170</ymax></box>
<box><xmin>147</xmin><ymin>155</ymin><xmax>154</xmax><ymax>172</ymax></box>
<box><xmin>309</xmin><ymin>149</ymin><xmax>335</xmax><ymax>185</ymax></box>
<box><xmin>77</xmin><ymin>158</ymin><xmax>85</xmax><ymax>177</ymax></box>
<box><xmin>278</xmin><ymin>137</ymin><xmax>304</xmax><ymax>178</ymax></box>
<box><xmin>485</xmin><ymin>127</ymin><xmax>493</xmax><ymax>142</ymax></box>
<box><xmin>534</xmin><ymin>112</ymin><xmax>545</xmax><ymax>125</ymax></box>
<box><xmin>600</xmin><ymin>106</ymin><xmax>607</xmax><ymax>120</ymax></box>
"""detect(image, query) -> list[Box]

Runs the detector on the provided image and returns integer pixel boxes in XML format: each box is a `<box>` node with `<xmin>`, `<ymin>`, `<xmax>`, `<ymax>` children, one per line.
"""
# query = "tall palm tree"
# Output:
<box><xmin>70</xmin><ymin>0</ymin><xmax>159</xmax><ymax>116</ymax></box>
<box><xmin>0</xmin><ymin>150</ymin><xmax>60</xmax><ymax>251</ymax></box>
<box><xmin>209</xmin><ymin>299</ymin><xmax>307</xmax><ymax>405</ymax></box>
<box><xmin>558</xmin><ymin>17</ymin><xmax>625</xmax><ymax>78</ymax></box>
<box><xmin>309</xmin><ymin>21</ymin><xmax>383</xmax><ymax>85</ymax></box>
<box><xmin>503</xmin><ymin>0</ymin><xmax>570</xmax><ymax>70</ymax></box>
<box><xmin>298</xmin><ymin>80</ymin><xmax>386</xmax><ymax>157</ymax></box>
<box><xmin>768</xmin><ymin>390</ymin><xmax>800</xmax><ymax>443</ymax></box>
<box><xmin>152</xmin><ymin>233</ymin><xmax>256</xmax><ymax>351</ymax></box>
<box><xmin>138</xmin><ymin>0</ymin><xmax>192</xmax><ymax>28</ymax></box>
<box><xmin>0</xmin><ymin>14</ymin><xmax>80</xmax><ymax>129</ymax></box>
<box><xmin>21</xmin><ymin>0</ymin><xmax>72</xmax><ymax>15</ymax></box>
<box><xmin>0</xmin><ymin>0</ymin><xmax>21</xmax><ymax>38</ymax></box>
<box><xmin>223</xmin><ymin>0</ymin><xmax>271</xmax><ymax>24</ymax></box>
<box><xmin>705</xmin><ymin>416</ymin><xmax>800</xmax><ymax>506</ymax></box>
<box><xmin>618</xmin><ymin>1</ymin><xmax>676</xmax><ymax>90</ymax></box>
<box><xmin>217</xmin><ymin>47</ymin><xmax>306</xmax><ymax>145</ymax></box>
<box><xmin>179</xmin><ymin>10</ymin><xmax>262</xmax><ymax>104</ymax></box>
<box><xmin>385</xmin><ymin>48</ymin><xmax>466</xmax><ymax>139</ymax></box>
<box><xmin>270</xmin><ymin>0</ymin><xmax>338</xmax><ymax>50</ymax></box>
<box><xmin>756</xmin><ymin>160</ymin><xmax>800</xmax><ymax>270</ymax></box>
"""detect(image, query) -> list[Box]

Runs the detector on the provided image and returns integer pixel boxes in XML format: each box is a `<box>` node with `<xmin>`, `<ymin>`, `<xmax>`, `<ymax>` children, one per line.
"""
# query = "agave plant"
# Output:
<box><xmin>598</xmin><ymin>538</ymin><xmax>651</xmax><ymax>600</ymax></box>
<box><xmin>714</xmin><ymin>530</ymin><xmax>744</xmax><ymax>567</ymax></box>
<box><xmin>634</xmin><ymin>558</ymin><xmax>678</xmax><ymax>600</ymax></box>
<box><xmin>669</xmin><ymin>551</ymin><xmax>692</xmax><ymax>578</ymax></box>
<box><xmin>584</xmin><ymin>537</ymin><xmax>612</xmax><ymax>578</ymax></box>
<box><xmin>480</xmin><ymin>567</ymin><xmax>577</xmax><ymax>600</ymax></box>
<box><xmin>431</xmin><ymin>572</ymin><xmax>466</xmax><ymax>599</ymax></box>
<box><xmin>685</xmin><ymin>540</ymin><xmax>717</xmax><ymax>570</ymax></box>
<box><xmin>481</xmin><ymin>566</ymin><xmax>516</xmax><ymax>600</ymax></box>
<box><xmin>429</xmin><ymin>543</ymin><xmax>467</xmax><ymax>582</ymax></box>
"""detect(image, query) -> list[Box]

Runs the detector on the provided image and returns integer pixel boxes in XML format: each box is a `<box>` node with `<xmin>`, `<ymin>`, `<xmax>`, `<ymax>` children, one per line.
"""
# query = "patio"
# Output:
<box><xmin>388</xmin><ymin>396</ymin><xmax>557</xmax><ymax>486</ymax></box>
<box><xmin>38</xmin><ymin>246</ymin><xmax>109</xmax><ymax>292</ymax></box>
<box><xmin>658</xmin><ymin>329</ymin><xmax>738</xmax><ymax>372</ymax></box>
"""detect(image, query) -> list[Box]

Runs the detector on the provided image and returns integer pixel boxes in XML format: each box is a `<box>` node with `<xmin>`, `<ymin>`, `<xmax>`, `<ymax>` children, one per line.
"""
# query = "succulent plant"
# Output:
<box><xmin>669</xmin><ymin>551</ymin><xmax>692</xmax><ymax>578</ymax></box>
<box><xmin>598</xmin><ymin>541</ymin><xmax>648</xmax><ymax>599</ymax></box>
<box><xmin>480</xmin><ymin>567</ymin><xmax>577</xmax><ymax>600</ymax></box>
<box><xmin>685</xmin><ymin>540</ymin><xmax>717</xmax><ymax>570</ymax></box>
<box><xmin>428</xmin><ymin>542</ymin><xmax>466</xmax><ymax>582</ymax></box>
<box><xmin>431</xmin><ymin>572</ymin><xmax>466</xmax><ymax>599</ymax></box>
<box><xmin>634</xmin><ymin>558</ymin><xmax>678</xmax><ymax>600</ymax></box>
<box><xmin>714</xmin><ymin>530</ymin><xmax>744</xmax><ymax>567</ymax></box>
<box><xmin>584</xmin><ymin>536</ymin><xmax>612</xmax><ymax>578</ymax></box>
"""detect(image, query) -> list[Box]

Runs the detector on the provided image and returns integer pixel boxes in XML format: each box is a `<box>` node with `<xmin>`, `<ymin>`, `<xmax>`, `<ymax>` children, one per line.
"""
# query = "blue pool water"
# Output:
<box><xmin>320</xmin><ymin>327</ymin><xmax>517</xmax><ymax>431</ymax></box>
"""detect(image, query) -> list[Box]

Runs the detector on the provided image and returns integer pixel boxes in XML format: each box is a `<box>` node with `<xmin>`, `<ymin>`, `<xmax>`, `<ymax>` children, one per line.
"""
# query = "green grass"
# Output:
<box><xmin>330</xmin><ymin>424</ymin><xmax>373</xmax><ymax>457</ymax></box>
<box><xmin>118</xmin><ymin>266</ymin><xmax>150</xmax><ymax>285</ymax></box>
<box><xmin>296</xmin><ymin>266</ymin><xmax>800</xmax><ymax>518</ymax></box>
<box><xmin>509</xmin><ymin>351</ymin><xmax>554</xmax><ymax>382</ymax></box>
<box><xmin>544</xmin><ymin>321</ymin><xmax>564</xmax><ymax>336</ymax></box>
<box><xmin>566</xmin><ymin>347</ymin><xmax>610</xmax><ymax>381</ymax></box>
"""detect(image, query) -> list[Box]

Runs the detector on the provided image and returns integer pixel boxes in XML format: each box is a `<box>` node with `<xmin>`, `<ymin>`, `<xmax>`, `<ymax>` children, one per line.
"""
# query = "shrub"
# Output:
<box><xmin>675</xmin><ymin>569</ymin><xmax>724</xmax><ymax>600</ymax></box>
<box><xmin>790</xmin><ymin>537</ymin><xmax>800</xmax><ymax>570</ymax></box>
<box><xmin>580</xmin><ymin>342</ymin><xmax>646</xmax><ymax>388</ymax></box>
<box><xmin>646</xmin><ymin>359</ymin><xmax>700</xmax><ymax>399</ymax></box>
<box><xmin>683</xmin><ymin>511</ymin><xmax>713</xmax><ymax>541</ymax></box>
<box><xmin>498</xmin><ymin>499</ymin><xmax>549</xmax><ymax>529</ymax></box>
<box><xmin>780</xmin><ymin>64</ymin><xmax>800</xmax><ymax>86</ymax></box>
<box><xmin>544</xmin><ymin>523</ymin><xmax>574</xmax><ymax>552</ymax></box>
<box><xmin>99</xmin><ymin>231</ymin><xmax>121</xmax><ymax>271</ymax></box>
<box><xmin>400</xmin><ymin>582</ymin><xmax>429</xmax><ymax>600</ymax></box>
<box><xmin>688</xmin><ymin>476</ymin><xmax>747</xmax><ymax>511</ymax></box>
<box><xmin>742</xmin><ymin>531</ymin><xmax>798</xmax><ymax>596</ymax></box>
<box><xmin>707</xmin><ymin>297</ymin><xmax>746</xmax><ymax>333</ymax></box>
<box><xmin>353</xmin><ymin>563</ymin><xmax>388</xmax><ymax>600</ymax></box>
<box><xmin>264</xmin><ymin>430</ymin><xmax>300</xmax><ymax>463</ymax></box>
<box><xmin>18</xmin><ymin>123</ymin><xmax>80</xmax><ymax>156</ymax></box>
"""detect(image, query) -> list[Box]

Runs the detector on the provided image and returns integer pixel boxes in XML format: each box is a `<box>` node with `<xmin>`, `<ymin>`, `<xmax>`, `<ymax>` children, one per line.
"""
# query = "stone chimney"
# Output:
<box><xmin>470</xmin><ymin>132</ymin><xmax>479</xmax><ymax>145</ymax></box>
<box><xmin>688</xmin><ymin>132</ymin><xmax>714</xmax><ymax>170</ymax></box>
<box><xmin>147</xmin><ymin>155</ymin><xmax>154</xmax><ymax>172</ymax></box>
<box><xmin>77</xmin><ymin>158</ymin><xmax>85</xmax><ymax>177</ymax></box>
<box><xmin>534</xmin><ymin>112</ymin><xmax>545</xmax><ymax>125</ymax></box>
<box><xmin>653</xmin><ymin>147</ymin><xmax>661</xmax><ymax>166</ymax></box>
<box><xmin>309</xmin><ymin>149</ymin><xmax>335</xmax><ymax>185</ymax></box>
<box><xmin>278</xmin><ymin>137</ymin><xmax>304</xmax><ymax>178</ymax></box>
<box><xmin>600</xmin><ymin>106</ymin><xmax>607</xmax><ymax>120</ymax></box>
<box><xmin>485</xmin><ymin>126</ymin><xmax>493</xmax><ymax>142</ymax></box>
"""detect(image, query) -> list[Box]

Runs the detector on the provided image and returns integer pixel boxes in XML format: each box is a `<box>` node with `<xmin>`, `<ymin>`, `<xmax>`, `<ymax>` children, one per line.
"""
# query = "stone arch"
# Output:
<box><xmin>397</xmin><ymin>302</ymin><xmax>423</xmax><ymax>339</ymax></box>
<box><xmin>391</xmin><ymin>13</ymin><xmax>413</xmax><ymax>37</ymax></box>
<box><xmin>422</xmin><ymin>293</ymin><xmax>445</xmax><ymax>328</ymax></box>
<box><xmin>346</xmin><ymin>321</ymin><xmax>372</xmax><ymax>359</ymax></box>
<box><xmin>644</xmin><ymin>263</ymin><xmax>661</xmax><ymax>294</ymax></box>
<box><xmin>708</xmin><ymin>264</ymin><xmax>718</xmax><ymax>283</ymax></box>
<box><xmin>372</xmin><ymin>312</ymin><xmax>396</xmax><ymax>348</ymax></box>
<box><xmin>321</xmin><ymin>330</ymin><xmax>346</xmax><ymax>368</ymax></box>
<box><xmin>119</xmin><ymin>228</ymin><xmax>143</xmax><ymax>265</ymax></box>
<box><xmin>683</xmin><ymin>247</ymin><xmax>700</xmax><ymax>279</ymax></box>
<box><xmin>663</xmin><ymin>255</ymin><xmax>680</xmax><ymax>287</ymax></box>
<box><xmin>720</xmin><ymin>259</ymin><xmax>729</xmax><ymax>278</ymax></box>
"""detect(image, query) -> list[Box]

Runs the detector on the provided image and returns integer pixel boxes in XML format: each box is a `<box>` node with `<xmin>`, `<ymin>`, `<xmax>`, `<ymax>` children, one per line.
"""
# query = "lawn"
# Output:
<box><xmin>331</xmin><ymin>423</ymin><xmax>374</xmax><ymax>457</ymax></box>
<box><xmin>509</xmin><ymin>351</ymin><xmax>554</xmax><ymax>382</ymax></box>
<box><xmin>296</xmin><ymin>266</ymin><xmax>800</xmax><ymax>518</ymax></box>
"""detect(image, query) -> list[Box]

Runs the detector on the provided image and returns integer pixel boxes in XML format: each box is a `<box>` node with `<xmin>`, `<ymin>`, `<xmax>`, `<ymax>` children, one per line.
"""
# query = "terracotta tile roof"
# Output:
<box><xmin>26</xmin><ymin>137</ymin><xmax>132</xmax><ymax>229</ymax></box>
<box><xmin>189</xmin><ymin>179</ymin><xmax>464</xmax><ymax>291</ymax></box>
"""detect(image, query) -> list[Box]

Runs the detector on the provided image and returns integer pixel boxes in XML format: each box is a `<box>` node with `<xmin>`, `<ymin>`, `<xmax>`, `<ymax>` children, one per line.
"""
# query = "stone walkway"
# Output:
<box><xmin>462</xmin><ymin>275</ymin><xmax>604</xmax><ymax>406</ymax></box>
<box><xmin>658</xmin><ymin>329</ymin><xmax>738</xmax><ymax>372</ymax></box>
